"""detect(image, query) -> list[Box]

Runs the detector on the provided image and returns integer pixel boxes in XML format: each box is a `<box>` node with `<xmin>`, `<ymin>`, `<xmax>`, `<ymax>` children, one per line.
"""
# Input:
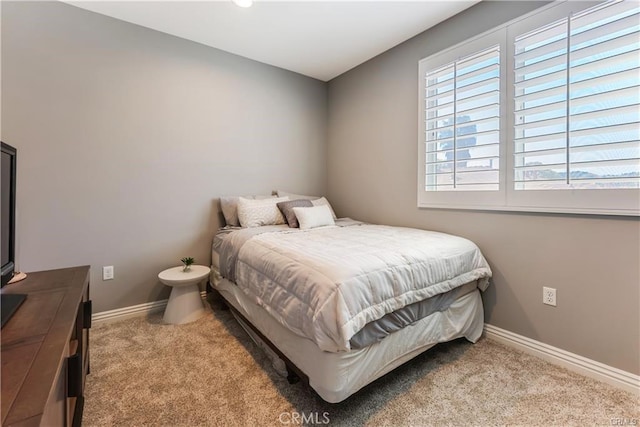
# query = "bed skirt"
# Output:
<box><xmin>211</xmin><ymin>272</ymin><xmax>484</xmax><ymax>403</ymax></box>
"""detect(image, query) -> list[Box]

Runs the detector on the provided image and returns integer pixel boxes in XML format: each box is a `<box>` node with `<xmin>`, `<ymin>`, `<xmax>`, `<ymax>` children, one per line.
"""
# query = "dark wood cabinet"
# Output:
<box><xmin>1</xmin><ymin>266</ymin><xmax>91</xmax><ymax>427</ymax></box>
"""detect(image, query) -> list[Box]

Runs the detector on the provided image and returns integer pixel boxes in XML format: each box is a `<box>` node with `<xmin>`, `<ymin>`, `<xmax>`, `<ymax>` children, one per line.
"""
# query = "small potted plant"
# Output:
<box><xmin>181</xmin><ymin>257</ymin><xmax>195</xmax><ymax>272</ymax></box>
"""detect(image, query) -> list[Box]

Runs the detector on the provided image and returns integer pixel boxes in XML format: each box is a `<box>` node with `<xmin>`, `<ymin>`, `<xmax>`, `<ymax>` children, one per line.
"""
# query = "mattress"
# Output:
<box><xmin>213</xmin><ymin>236</ymin><xmax>477</xmax><ymax>349</ymax></box>
<box><xmin>211</xmin><ymin>272</ymin><xmax>484</xmax><ymax>403</ymax></box>
<box><xmin>213</xmin><ymin>220</ymin><xmax>491</xmax><ymax>352</ymax></box>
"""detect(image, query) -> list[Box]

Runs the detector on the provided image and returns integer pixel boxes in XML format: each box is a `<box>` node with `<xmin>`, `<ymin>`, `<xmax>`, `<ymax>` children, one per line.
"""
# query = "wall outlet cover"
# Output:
<box><xmin>103</xmin><ymin>266</ymin><xmax>114</xmax><ymax>281</ymax></box>
<box><xmin>543</xmin><ymin>286</ymin><xmax>556</xmax><ymax>306</ymax></box>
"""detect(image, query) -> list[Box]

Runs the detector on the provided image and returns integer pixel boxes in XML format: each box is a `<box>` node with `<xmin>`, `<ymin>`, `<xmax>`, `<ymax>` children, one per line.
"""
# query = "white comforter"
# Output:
<box><xmin>218</xmin><ymin>221</ymin><xmax>492</xmax><ymax>352</ymax></box>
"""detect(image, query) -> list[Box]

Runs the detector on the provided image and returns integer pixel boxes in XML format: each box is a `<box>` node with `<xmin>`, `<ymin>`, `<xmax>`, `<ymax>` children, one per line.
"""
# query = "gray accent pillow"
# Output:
<box><xmin>220</xmin><ymin>196</ymin><xmax>242</xmax><ymax>227</ymax></box>
<box><xmin>277</xmin><ymin>199</ymin><xmax>313</xmax><ymax>228</ymax></box>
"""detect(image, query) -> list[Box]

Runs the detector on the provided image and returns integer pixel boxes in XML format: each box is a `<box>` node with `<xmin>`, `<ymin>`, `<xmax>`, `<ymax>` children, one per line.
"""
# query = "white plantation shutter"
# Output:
<box><xmin>418</xmin><ymin>0</ymin><xmax>639</xmax><ymax>215</ymax></box>
<box><xmin>513</xmin><ymin>0</ymin><xmax>640</xmax><ymax>191</ymax></box>
<box><xmin>425</xmin><ymin>46</ymin><xmax>501</xmax><ymax>191</ymax></box>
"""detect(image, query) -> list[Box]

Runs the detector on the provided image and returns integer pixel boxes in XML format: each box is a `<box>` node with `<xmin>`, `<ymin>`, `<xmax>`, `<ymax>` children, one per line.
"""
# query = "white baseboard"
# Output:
<box><xmin>484</xmin><ymin>324</ymin><xmax>639</xmax><ymax>395</ymax></box>
<box><xmin>92</xmin><ymin>291</ymin><xmax>208</xmax><ymax>325</ymax></box>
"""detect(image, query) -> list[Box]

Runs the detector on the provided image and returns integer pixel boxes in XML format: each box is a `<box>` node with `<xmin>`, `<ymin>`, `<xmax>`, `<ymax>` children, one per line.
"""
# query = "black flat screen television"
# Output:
<box><xmin>1</xmin><ymin>141</ymin><xmax>26</xmax><ymax>328</ymax></box>
<box><xmin>1</xmin><ymin>141</ymin><xmax>16</xmax><ymax>286</ymax></box>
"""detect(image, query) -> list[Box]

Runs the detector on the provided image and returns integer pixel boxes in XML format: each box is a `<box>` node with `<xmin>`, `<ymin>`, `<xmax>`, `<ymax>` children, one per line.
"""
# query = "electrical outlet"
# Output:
<box><xmin>103</xmin><ymin>266</ymin><xmax>114</xmax><ymax>281</ymax></box>
<box><xmin>543</xmin><ymin>286</ymin><xmax>556</xmax><ymax>306</ymax></box>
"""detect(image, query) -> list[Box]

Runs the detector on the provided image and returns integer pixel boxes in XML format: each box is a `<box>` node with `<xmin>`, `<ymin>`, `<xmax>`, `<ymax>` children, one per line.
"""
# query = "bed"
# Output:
<box><xmin>209</xmin><ymin>195</ymin><xmax>492</xmax><ymax>403</ymax></box>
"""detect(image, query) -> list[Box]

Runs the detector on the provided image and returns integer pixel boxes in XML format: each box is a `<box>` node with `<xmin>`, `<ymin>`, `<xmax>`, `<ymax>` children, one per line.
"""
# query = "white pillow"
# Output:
<box><xmin>237</xmin><ymin>196</ymin><xmax>289</xmax><ymax>228</ymax></box>
<box><xmin>220</xmin><ymin>194</ymin><xmax>275</xmax><ymax>226</ymax></box>
<box><xmin>293</xmin><ymin>205</ymin><xmax>336</xmax><ymax>230</ymax></box>
<box><xmin>311</xmin><ymin>197</ymin><xmax>337</xmax><ymax>220</ymax></box>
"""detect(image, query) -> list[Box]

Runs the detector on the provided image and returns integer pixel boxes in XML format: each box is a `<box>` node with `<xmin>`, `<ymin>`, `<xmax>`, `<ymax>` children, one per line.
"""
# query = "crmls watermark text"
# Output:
<box><xmin>611</xmin><ymin>418</ymin><xmax>638</xmax><ymax>426</ymax></box>
<box><xmin>279</xmin><ymin>411</ymin><xmax>330</xmax><ymax>425</ymax></box>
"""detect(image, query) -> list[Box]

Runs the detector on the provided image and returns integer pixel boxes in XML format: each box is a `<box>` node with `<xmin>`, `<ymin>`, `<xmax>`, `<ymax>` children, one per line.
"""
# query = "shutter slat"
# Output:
<box><xmin>569</xmin><ymin>157</ymin><xmax>640</xmax><ymax>168</ymax></box>
<box><xmin>514</xmin><ymin>130</ymin><xmax>566</xmax><ymax>144</ymax></box>
<box><xmin>515</xmin><ymin>53</ymin><xmax>566</xmax><ymax>81</ymax></box>
<box><xmin>515</xmin><ymin>162</ymin><xmax>567</xmax><ymax>172</ymax></box>
<box><xmin>570</xmin><ymin>104</ymin><xmax>640</xmax><ymax>130</ymax></box>
<box><xmin>456</xmin><ymin>77</ymin><xmax>500</xmax><ymax>100</ymax></box>
<box><xmin>425</xmin><ymin>89</ymin><xmax>454</xmax><ymax>105</ymax></box>
<box><xmin>515</xmin><ymin>99</ymin><xmax>566</xmax><ymax>116</ymax></box>
<box><xmin>515</xmin><ymin>18</ymin><xmax>566</xmax><ymax>51</ymax></box>
<box><xmin>514</xmin><ymin>68</ymin><xmax>566</xmax><ymax>93</ymax></box>
<box><xmin>571</xmin><ymin>85</ymin><xmax>639</xmax><ymax>110</ymax></box>
<box><xmin>514</xmin><ymin>84</ymin><xmax>566</xmax><ymax>105</ymax></box>
<box><xmin>433</xmin><ymin>141</ymin><xmax>500</xmax><ymax>153</ymax></box>
<box><xmin>515</xmin><ymin>146</ymin><xmax>567</xmax><ymax>157</ymax></box>
<box><xmin>571</xmin><ymin>30</ymin><xmax>640</xmax><ymax>66</ymax></box>
<box><xmin>570</xmin><ymin>66</ymin><xmax>639</xmax><ymax>94</ymax></box>
<box><xmin>515</xmin><ymin>34</ymin><xmax>567</xmax><ymax>65</ymax></box>
<box><xmin>456</xmin><ymin>102</ymin><xmax>500</xmax><ymax>119</ymax></box>
<box><xmin>456</xmin><ymin>115</ymin><xmax>499</xmax><ymax>132</ymax></box>
<box><xmin>456</xmin><ymin>153</ymin><xmax>500</xmax><ymax>163</ymax></box>
<box><xmin>458</xmin><ymin>91</ymin><xmax>500</xmax><ymax>112</ymax></box>
<box><xmin>570</xmin><ymin>121</ymin><xmax>640</xmax><ymax>138</ymax></box>
<box><xmin>457</xmin><ymin>63</ymin><xmax>499</xmax><ymax>87</ymax></box>
<box><xmin>426</xmin><ymin>115</ymin><xmax>455</xmax><ymax>131</ymax></box>
<box><xmin>571</xmin><ymin>12</ymin><xmax>639</xmax><ymax>50</ymax></box>
<box><xmin>426</xmin><ymin>64</ymin><xmax>454</xmax><ymax>81</ymax></box>
<box><xmin>426</xmin><ymin>99</ymin><xmax>454</xmax><ymax>115</ymax></box>
<box><xmin>426</xmin><ymin>77</ymin><xmax>455</xmax><ymax>92</ymax></box>
<box><xmin>571</xmin><ymin>0</ymin><xmax>639</xmax><ymax>35</ymax></box>
<box><xmin>515</xmin><ymin>115</ymin><xmax>566</xmax><ymax>132</ymax></box>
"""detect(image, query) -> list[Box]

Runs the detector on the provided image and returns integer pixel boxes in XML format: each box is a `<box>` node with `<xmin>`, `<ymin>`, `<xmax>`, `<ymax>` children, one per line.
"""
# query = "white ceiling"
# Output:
<box><xmin>64</xmin><ymin>1</ymin><xmax>480</xmax><ymax>81</ymax></box>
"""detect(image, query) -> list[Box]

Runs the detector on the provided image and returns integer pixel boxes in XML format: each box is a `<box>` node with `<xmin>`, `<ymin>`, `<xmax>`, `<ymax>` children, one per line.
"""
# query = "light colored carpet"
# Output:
<box><xmin>84</xmin><ymin>301</ymin><xmax>638</xmax><ymax>426</ymax></box>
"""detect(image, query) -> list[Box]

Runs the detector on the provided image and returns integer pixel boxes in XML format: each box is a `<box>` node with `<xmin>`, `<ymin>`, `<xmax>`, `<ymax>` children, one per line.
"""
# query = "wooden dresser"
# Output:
<box><xmin>1</xmin><ymin>266</ymin><xmax>91</xmax><ymax>427</ymax></box>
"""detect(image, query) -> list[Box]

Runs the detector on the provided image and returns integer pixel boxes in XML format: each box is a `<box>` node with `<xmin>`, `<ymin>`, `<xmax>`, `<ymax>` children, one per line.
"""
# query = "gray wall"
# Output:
<box><xmin>2</xmin><ymin>1</ymin><xmax>327</xmax><ymax>312</ymax></box>
<box><xmin>3</xmin><ymin>0</ymin><xmax>638</xmax><ymax>376</ymax></box>
<box><xmin>327</xmin><ymin>1</ymin><xmax>640</xmax><ymax>374</ymax></box>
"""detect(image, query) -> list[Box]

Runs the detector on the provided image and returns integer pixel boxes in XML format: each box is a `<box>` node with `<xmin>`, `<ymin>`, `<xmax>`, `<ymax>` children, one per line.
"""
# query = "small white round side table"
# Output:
<box><xmin>158</xmin><ymin>265</ymin><xmax>210</xmax><ymax>325</ymax></box>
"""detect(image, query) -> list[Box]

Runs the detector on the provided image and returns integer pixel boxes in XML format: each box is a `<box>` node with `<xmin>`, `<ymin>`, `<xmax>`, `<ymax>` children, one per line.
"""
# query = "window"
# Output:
<box><xmin>418</xmin><ymin>0</ymin><xmax>639</xmax><ymax>215</ymax></box>
<box><xmin>425</xmin><ymin>46</ymin><xmax>501</xmax><ymax>192</ymax></box>
<box><xmin>514</xmin><ymin>1</ymin><xmax>639</xmax><ymax>191</ymax></box>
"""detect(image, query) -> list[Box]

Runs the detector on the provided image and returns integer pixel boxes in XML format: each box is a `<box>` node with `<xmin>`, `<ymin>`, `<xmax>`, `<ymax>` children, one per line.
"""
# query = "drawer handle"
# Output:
<box><xmin>83</xmin><ymin>300</ymin><xmax>92</xmax><ymax>329</ymax></box>
<box><xmin>67</xmin><ymin>353</ymin><xmax>82</xmax><ymax>398</ymax></box>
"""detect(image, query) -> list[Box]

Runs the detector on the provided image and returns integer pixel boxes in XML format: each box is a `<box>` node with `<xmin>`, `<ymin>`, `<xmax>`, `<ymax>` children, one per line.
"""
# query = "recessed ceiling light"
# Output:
<box><xmin>232</xmin><ymin>0</ymin><xmax>253</xmax><ymax>8</ymax></box>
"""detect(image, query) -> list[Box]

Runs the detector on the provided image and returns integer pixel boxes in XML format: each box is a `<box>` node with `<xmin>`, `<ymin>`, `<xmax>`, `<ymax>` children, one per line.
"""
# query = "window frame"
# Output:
<box><xmin>417</xmin><ymin>0</ymin><xmax>640</xmax><ymax>216</ymax></box>
<box><xmin>418</xmin><ymin>28</ymin><xmax>508</xmax><ymax>210</ymax></box>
